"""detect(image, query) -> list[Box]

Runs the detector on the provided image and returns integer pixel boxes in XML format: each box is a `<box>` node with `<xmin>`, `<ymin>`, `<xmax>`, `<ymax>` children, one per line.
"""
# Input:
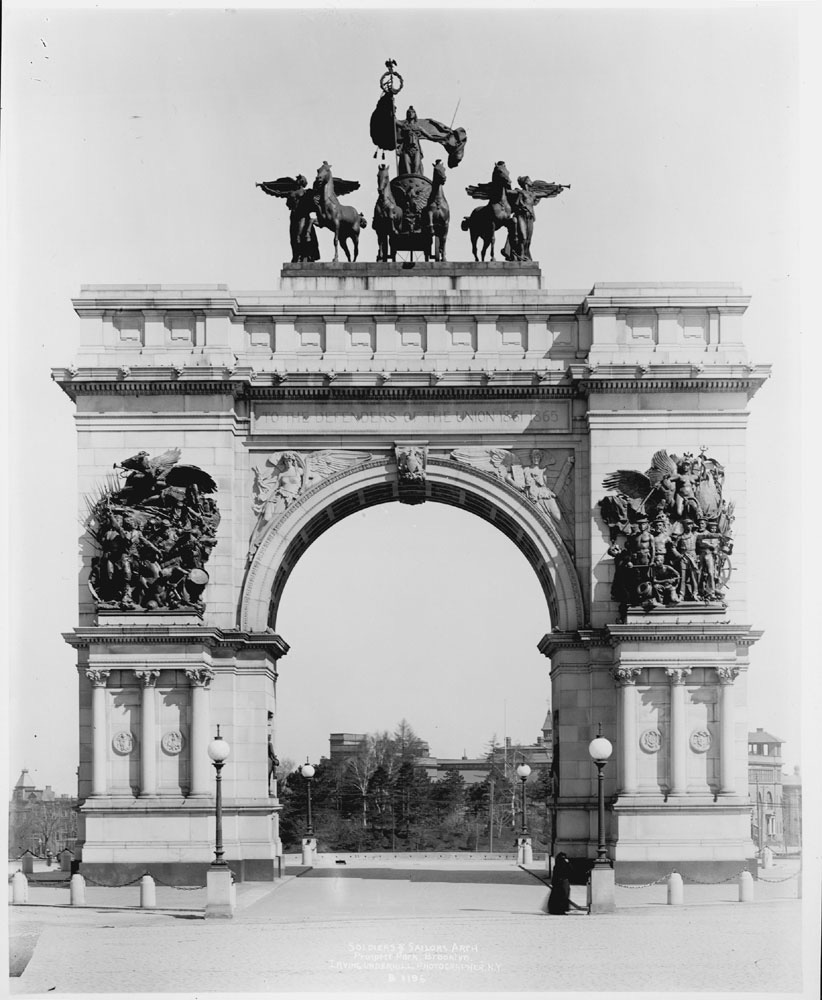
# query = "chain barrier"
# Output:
<box><xmin>681</xmin><ymin>870</ymin><xmax>747</xmax><ymax>885</ymax></box>
<box><xmin>149</xmin><ymin>873</ymin><xmax>207</xmax><ymax>890</ymax></box>
<box><xmin>79</xmin><ymin>870</ymin><xmax>206</xmax><ymax>890</ymax></box>
<box><xmin>82</xmin><ymin>873</ymin><xmax>147</xmax><ymax>889</ymax></box>
<box><xmin>615</xmin><ymin>875</ymin><xmax>670</xmax><ymax>888</ymax></box>
<box><xmin>617</xmin><ymin>868</ymin><xmax>799</xmax><ymax>887</ymax></box>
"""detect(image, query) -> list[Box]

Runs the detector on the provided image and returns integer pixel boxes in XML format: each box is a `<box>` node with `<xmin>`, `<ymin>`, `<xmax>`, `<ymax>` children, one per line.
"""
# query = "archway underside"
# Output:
<box><xmin>266</xmin><ymin>479</ymin><xmax>561</xmax><ymax>631</ymax></box>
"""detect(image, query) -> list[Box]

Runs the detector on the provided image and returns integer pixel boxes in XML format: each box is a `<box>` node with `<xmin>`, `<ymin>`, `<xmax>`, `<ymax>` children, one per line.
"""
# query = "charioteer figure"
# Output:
<box><xmin>369</xmin><ymin>59</ymin><xmax>467</xmax><ymax>261</ymax></box>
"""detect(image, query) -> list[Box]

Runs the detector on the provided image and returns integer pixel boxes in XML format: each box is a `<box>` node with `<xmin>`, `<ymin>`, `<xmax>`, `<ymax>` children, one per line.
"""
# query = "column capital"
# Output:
<box><xmin>134</xmin><ymin>669</ymin><xmax>161</xmax><ymax>687</ymax></box>
<box><xmin>185</xmin><ymin>667</ymin><xmax>215</xmax><ymax>688</ymax></box>
<box><xmin>715</xmin><ymin>666</ymin><xmax>739</xmax><ymax>685</ymax></box>
<box><xmin>665</xmin><ymin>666</ymin><xmax>692</xmax><ymax>685</ymax></box>
<box><xmin>611</xmin><ymin>666</ymin><xmax>642</xmax><ymax>687</ymax></box>
<box><xmin>85</xmin><ymin>669</ymin><xmax>111</xmax><ymax>687</ymax></box>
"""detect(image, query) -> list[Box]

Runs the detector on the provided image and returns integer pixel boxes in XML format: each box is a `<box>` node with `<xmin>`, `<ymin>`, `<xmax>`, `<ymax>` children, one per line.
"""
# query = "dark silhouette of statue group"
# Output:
<box><xmin>257</xmin><ymin>59</ymin><xmax>569</xmax><ymax>264</ymax></box>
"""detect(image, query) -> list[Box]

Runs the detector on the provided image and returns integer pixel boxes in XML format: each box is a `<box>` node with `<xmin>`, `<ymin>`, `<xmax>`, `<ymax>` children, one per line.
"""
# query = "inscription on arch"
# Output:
<box><xmin>252</xmin><ymin>400</ymin><xmax>571</xmax><ymax>435</ymax></box>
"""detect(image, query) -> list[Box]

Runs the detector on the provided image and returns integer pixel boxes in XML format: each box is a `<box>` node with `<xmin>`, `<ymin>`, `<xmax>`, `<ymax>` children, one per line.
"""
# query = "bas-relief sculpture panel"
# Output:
<box><xmin>599</xmin><ymin>448</ymin><xmax>735</xmax><ymax>616</ymax></box>
<box><xmin>248</xmin><ymin>442</ymin><xmax>576</xmax><ymax>558</ymax></box>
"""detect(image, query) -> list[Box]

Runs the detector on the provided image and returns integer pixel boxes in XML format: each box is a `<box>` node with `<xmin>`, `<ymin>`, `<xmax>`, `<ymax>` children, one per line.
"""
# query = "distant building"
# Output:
<box><xmin>8</xmin><ymin>769</ymin><xmax>78</xmax><ymax>857</ymax></box>
<box><xmin>747</xmin><ymin>728</ymin><xmax>786</xmax><ymax>851</ymax></box>
<box><xmin>781</xmin><ymin>767</ymin><xmax>802</xmax><ymax>854</ymax></box>
<box><xmin>328</xmin><ymin>711</ymin><xmax>553</xmax><ymax>786</ymax></box>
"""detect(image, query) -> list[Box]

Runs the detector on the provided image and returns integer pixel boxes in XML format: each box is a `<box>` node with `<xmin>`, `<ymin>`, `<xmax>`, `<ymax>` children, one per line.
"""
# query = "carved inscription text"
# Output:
<box><xmin>252</xmin><ymin>401</ymin><xmax>570</xmax><ymax>435</ymax></box>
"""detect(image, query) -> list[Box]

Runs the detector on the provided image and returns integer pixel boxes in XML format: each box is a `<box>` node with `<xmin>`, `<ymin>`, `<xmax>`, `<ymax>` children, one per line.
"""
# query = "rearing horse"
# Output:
<box><xmin>461</xmin><ymin>161</ymin><xmax>514</xmax><ymax>262</ymax></box>
<box><xmin>312</xmin><ymin>161</ymin><xmax>366</xmax><ymax>262</ymax></box>
<box><xmin>424</xmin><ymin>159</ymin><xmax>450</xmax><ymax>263</ymax></box>
<box><xmin>372</xmin><ymin>162</ymin><xmax>403</xmax><ymax>262</ymax></box>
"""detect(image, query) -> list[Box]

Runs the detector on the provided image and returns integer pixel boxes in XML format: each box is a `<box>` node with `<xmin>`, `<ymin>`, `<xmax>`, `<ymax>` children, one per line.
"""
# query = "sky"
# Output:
<box><xmin>1</xmin><ymin>3</ymin><xmax>809</xmax><ymax>795</ymax></box>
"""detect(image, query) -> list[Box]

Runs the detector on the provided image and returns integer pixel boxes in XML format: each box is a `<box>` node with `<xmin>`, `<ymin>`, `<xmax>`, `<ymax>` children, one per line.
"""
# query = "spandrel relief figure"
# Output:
<box><xmin>450</xmin><ymin>446</ymin><xmax>575</xmax><ymax>550</ymax></box>
<box><xmin>86</xmin><ymin>450</ymin><xmax>219</xmax><ymax>612</ymax></box>
<box><xmin>600</xmin><ymin>448</ymin><xmax>734</xmax><ymax>615</ymax></box>
<box><xmin>249</xmin><ymin>449</ymin><xmax>373</xmax><ymax>556</ymax></box>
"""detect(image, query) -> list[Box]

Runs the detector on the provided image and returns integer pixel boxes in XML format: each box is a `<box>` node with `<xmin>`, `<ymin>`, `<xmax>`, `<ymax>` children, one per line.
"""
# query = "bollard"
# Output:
<box><xmin>761</xmin><ymin>847</ymin><xmax>773</xmax><ymax>869</ymax></box>
<box><xmin>738</xmin><ymin>870</ymin><xmax>754</xmax><ymax>902</ymax></box>
<box><xmin>69</xmin><ymin>873</ymin><xmax>86</xmax><ymax>906</ymax></box>
<box><xmin>667</xmin><ymin>872</ymin><xmax>684</xmax><ymax>905</ymax></box>
<box><xmin>140</xmin><ymin>874</ymin><xmax>156</xmax><ymax>909</ymax></box>
<box><xmin>59</xmin><ymin>849</ymin><xmax>74</xmax><ymax>873</ymax></box>
<box><xmin>20</xmin><ymin>851</ymin><xmax>34</xmax><ymax>875</ymax></box>
<box><xmin>11</xmin><ymin>871</ymin><xmax>29</xmax><ymax>905</ymax></box>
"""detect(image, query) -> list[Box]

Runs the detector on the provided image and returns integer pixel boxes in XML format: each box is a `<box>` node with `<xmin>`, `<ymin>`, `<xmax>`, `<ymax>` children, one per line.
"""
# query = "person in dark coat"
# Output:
<box><xmin>547</xmin><ymin>852</ymin><xmax>585</xmax><ymax>914</ymax></box>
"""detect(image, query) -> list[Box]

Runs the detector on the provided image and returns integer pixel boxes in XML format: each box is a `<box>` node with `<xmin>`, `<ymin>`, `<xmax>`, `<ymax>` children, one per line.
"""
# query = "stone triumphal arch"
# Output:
<box><xmin>54</xmin><ymin>261</ymin><xmax>768</xmax><ymax>883</ymax></box>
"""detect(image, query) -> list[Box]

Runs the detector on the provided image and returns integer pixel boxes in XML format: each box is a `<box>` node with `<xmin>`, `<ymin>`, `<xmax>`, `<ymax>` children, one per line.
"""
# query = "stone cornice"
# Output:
<box><xmin>52</xmin><ymin>373</ymin><xmax>581</xmax><ymax>401</ymax></box>
<box><xmin>581</xmin><ymin>373</ymin><xmax>770</xmax><ymax>395</ymax></box>
<box><xmin>64</xmin><ymin>627</ymin><xmax>290</xmax><ymax>656</ymax></box>
<box><xmin>51</xmin><ymin>366</ymin><xmax>769</xmax><ymax>401</ymax></box>
<box><xmin>539</xmin><ymin>624</ymin><xmax>763</xmax><ymax>655</ymax></box>
<box><xmin>538</xmin><ymin>629</ymin><xmax>609</xmax><ymax>656</ymax></box>
<box><xmin>604</xmin><ymin>624</ymin><xmax>763</xmax><ymax>646</ymax></box>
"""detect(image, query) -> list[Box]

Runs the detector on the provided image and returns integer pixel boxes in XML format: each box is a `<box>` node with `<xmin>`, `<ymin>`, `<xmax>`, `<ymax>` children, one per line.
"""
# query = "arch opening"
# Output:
<box><xmin>240</xmin><ymin>461</ymin><xmax>585</xmax><ymax>633</ymax></box>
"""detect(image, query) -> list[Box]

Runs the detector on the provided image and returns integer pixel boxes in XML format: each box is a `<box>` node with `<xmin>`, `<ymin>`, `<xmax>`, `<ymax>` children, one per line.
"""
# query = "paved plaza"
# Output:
<box><xmin>7</xmin><ymin>857</ymin><xmax>809</xmax><ymax>997</ymax></box>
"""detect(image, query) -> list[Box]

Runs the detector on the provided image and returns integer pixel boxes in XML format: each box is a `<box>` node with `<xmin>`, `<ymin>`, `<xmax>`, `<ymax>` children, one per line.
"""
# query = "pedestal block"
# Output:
<box><xmin>205</xmin><ymin>865</ymin><xmax>236</xmax><ymax>919</ymax></box>
<box><xmin>588</xmin><ymin>865</ymin><xmax>616</xmax><ymax>914</ymax></box>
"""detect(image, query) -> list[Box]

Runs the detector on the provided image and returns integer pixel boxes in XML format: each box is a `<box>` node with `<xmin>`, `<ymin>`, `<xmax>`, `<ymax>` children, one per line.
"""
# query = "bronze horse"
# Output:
<box><xmin>461</xmin><ymin>161</ymin><xmax>514</xmax><ymax>262</ymax></box>
<box><xmin>372</xmin><ymin>163</ymin><xmax>403</xmax><ymax>262</ymax></box>
<box><xmin>313</xmin><ymin>161</ymin><xmax>366</xmax><ymax>262</ymax></box>
<box><xmin>423</xmin><ymin>159</ymin><xmax>449</xmax><ymax>263</ymax></box>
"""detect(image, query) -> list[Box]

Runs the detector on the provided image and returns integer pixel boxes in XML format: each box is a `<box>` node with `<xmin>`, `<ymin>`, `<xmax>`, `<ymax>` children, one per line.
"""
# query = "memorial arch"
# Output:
<box><xmin>55</xmin><ymin>262</ymin><xmax>768</xmax><ymax>884</ymax></box>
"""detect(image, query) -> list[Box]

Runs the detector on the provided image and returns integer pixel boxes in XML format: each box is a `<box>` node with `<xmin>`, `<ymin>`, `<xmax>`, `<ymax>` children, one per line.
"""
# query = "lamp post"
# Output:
<box><xmin>516</xmin><ymin>763</ymin><xmax>531</xmax><ymax>836</ymax></box>
<box><xmin>207</xmin><ymin>726</ymin><xmax>231</xmax><ymax>867</ymax></box>
<box><xmin>587</xmin><ymin>725</ymin><xmax>615</xmax><ymax>913</ymax></box>
<box><xmin>515</xmin><ymin>762</ymin><xmax>533</xmax><ymax>865</ymax></box>
<box><xmin>300</xmin><ymin>760</ymin><xmax>316</xmax><ymax>836</ymax></box>
<box><xmin>300</xmin><ymin>760</ymin><xmax>316</xmax><ymax>866</ymax></box>
<box><xmin>588</xmin><ymin>728</ymin><xmax>613</xmax><ymax>866</ymax></box>
<box><xmin>205</xmin><ymin>725</ymin><xmax>234</xmax><ymax>919</ymax></box>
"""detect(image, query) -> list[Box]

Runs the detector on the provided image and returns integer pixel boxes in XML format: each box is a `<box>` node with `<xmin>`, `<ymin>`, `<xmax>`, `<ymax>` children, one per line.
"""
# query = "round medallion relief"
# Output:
<box><xmin>161</xmin><ymin>731</ymin><xmax>184</xmax><ymax>755</ymax></box>
<box><xmin>112</xmin><ymin>731</ymin><xmax>134</xmax><ymax>755</ymax></box>
<box><xmin>639</xmin><ymin>729</ymin><xmax>662</xmax><ymax>753</ymax></box>
<box><xmin>690</xmin><ymin>729</ymin><xmax>712</xmax><ymax>753</ymax></box>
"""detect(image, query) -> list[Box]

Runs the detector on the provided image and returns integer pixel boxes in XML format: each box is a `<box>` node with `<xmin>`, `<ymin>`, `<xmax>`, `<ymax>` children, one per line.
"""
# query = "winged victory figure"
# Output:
<box><xmin>249</xmin><ymin>449</ymin><xmax>373</xmax><ymax>556</ymax></box>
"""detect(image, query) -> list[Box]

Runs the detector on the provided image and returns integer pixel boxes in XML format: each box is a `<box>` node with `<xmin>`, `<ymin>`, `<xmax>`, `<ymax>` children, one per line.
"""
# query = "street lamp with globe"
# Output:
<box><xmin>514</xmin><ymin>761</ymin><xmax>533</xmax><ymax>865</ymax></box>
<box><xmin>300</xmin><ymin>760</ymin><xmax>316</xmax><ymax>837</ymax></box>
<box><xmin>515</xmin><ymin>762</ymin><xmax>532</xmax><ymax>836</ymax></box>
<box><xmin>204</xmin><ymin>725</ymin><xmax>235</xmax><ymax>919</ymax></box>
<box><xmin>207</xmin><ymin>726</ymin><xmax>231</xmax><ymax>867</ymax></box>
<box><xmin>588</xmin><ymin>727</ymin><xmax>613</xmax><ymax>867</ymax></box>
<box><xmin>299</xmin><ymin>760</ymin><xmax>317</xmax><ymax>867</ymax></box>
